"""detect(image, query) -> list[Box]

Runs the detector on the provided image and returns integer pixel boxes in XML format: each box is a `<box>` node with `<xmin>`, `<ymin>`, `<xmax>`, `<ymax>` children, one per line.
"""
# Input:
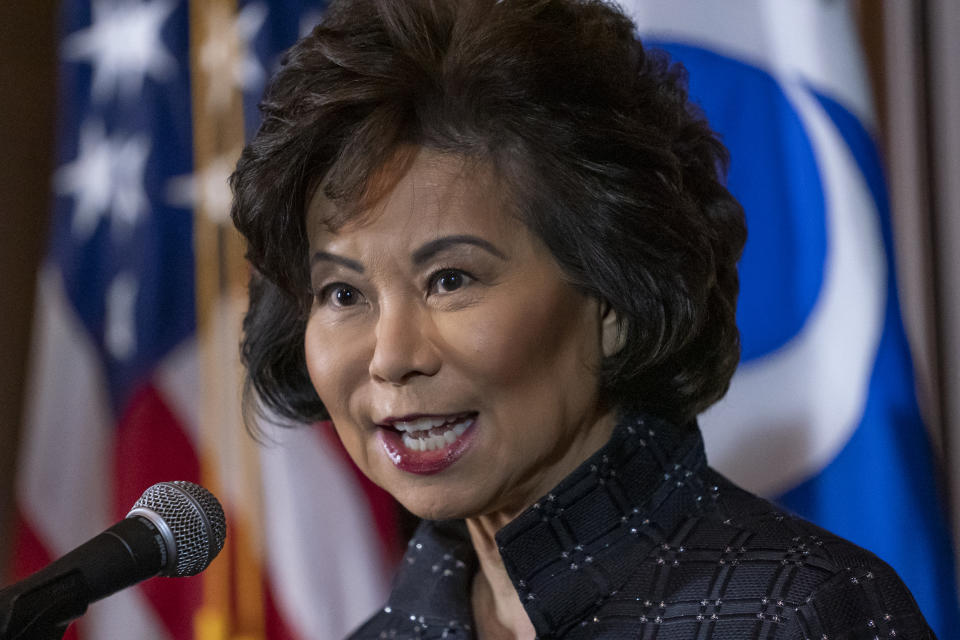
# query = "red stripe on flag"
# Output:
<box><xmin>113</xmin><ymin>382</ymin><xmax>201</xmax><ymax>517</ymax></box>
<box><xmin>264</xmin><ymin>574</ymin><xmax>300</xmax><ymax>640</ymax></box>
<box><xmin>9</xmin><ymin>510</ymin><xmax>81</xmax><ymax>640</ymax></box>
<box><xmin>9</xmin><ymin>508</ymin><xmax>51</xmax><ymax>582</ymax></box>
<box><xmin>113</xmin><ymin>382</ymin><xmax>203</xmax><ymax>639</ymax></box>
<box><xmin>316</xmin><ymin>421</ymin><xmax>403</xmax><ymax>565</ymax></box>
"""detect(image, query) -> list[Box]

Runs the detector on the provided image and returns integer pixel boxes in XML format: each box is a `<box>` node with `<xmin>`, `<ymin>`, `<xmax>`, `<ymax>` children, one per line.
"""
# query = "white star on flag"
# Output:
<box><xmin>63</xmin><ymin>0</ymin><xmax>179</xmax><ymax>103</ymax></box>
<box><xmin>166</xmin><ymin>152</ymin><xmax>239</xmax><ymax>224</ymax></box>
<box><xmin>199</xmin><ymin>2</ymin><xmax>268</xmax><ymax>111</ymax></box>
<box><xmin>55</xmin><ymin>119</ymin><xmax>152</xmax><ymax>241</ymax></box>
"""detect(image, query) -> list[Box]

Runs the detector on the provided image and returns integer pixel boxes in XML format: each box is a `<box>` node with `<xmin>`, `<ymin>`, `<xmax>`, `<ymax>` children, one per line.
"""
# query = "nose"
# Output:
<box><xmin>368</xmin><ymin>298</ymin><xmax>441</xmax><ymax>385</ymax></box>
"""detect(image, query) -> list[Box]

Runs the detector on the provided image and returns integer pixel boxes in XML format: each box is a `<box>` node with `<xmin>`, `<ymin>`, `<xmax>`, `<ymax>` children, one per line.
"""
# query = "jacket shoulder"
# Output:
<box><xmin>779</xmin><ymin>563</ymin><xmax>936</xmax><ymax>639</ymax></box>
<box><xmin>705</xmin><ymin>471</ymin><xmax>936</xmax><ymax>639</ymax></box>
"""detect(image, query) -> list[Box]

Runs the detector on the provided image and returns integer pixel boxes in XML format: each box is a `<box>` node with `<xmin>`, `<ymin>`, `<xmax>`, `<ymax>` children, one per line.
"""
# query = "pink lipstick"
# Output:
<box><xmin>377</xmin><ymin>412</ymin><xmax>477</xmax><ymax>475</ymax></box>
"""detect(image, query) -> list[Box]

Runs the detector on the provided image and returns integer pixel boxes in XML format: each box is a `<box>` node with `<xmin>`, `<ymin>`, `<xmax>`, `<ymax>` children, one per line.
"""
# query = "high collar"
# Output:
<box><xmin>386</xmin><ymin>412</ymin><xmax>711</xmax><ymax>637</ymax></box>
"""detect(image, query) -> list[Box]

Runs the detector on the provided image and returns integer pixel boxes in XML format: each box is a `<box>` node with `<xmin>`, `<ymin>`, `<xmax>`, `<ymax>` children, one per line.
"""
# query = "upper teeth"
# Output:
<box><xmin>393</xmin><ymin>415</ymin><xmax>467</xmax><ymax>432</ymax></box>
<box><xmin>400</xmin><ymin>419</ymin><xmax>473</xmax><ymax>452</ymax></box>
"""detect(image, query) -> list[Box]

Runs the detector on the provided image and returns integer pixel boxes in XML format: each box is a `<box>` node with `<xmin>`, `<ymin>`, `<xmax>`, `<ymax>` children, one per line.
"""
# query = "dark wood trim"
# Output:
<box><xmin>0</xmin><ymin>1</ymin><xmax>58</xmax><ymax>579</ymax></box>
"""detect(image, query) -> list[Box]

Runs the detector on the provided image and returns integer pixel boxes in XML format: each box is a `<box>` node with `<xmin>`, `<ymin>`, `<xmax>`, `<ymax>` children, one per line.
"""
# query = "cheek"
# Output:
<box><xmin>441</xmin><ymin>285</ymin><xmax>600</xmax><ymax>393</ymax></box>
<box><xmin>304</xmin><ymin>318</ymin><xmax>378</xmax><ymax>475</ymax></box>
<box><xmin>303</xmin><ymin>317</ymin><xmax>369</xmax><ymax>420</ymax></box>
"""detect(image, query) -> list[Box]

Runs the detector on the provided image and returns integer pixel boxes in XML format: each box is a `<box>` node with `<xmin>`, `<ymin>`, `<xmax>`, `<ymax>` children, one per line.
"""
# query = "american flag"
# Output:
<box><xmin>11</xmin><ymin>1</ymin><xmax>398</xmax><ymax>638</ymax></box>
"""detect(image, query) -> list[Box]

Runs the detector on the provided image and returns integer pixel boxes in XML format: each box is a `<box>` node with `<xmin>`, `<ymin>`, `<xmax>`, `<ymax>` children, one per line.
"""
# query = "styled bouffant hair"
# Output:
<box><xmin>231</xmin><ymin>0</ymin><xmax>747</xmax><ymax>427</ymax></box>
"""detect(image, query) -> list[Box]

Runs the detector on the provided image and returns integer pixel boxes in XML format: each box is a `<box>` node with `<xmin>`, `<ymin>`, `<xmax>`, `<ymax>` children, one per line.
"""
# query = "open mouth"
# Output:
<box><xmin>377</xmin><ymin>411</ymin><xmax>479</xmax><ymax>474</ymax></box>
<box><xmin>385</xmin><ymin>412</ymin><xmax>476</xmax><ymax>452</ymax></box>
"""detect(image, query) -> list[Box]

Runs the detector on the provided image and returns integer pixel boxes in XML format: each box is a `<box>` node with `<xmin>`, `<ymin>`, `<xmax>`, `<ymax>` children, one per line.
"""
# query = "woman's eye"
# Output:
<box><xmin>429</xmin><ymin>269</ymin><xmax>472</xmax><ymax>294</ymax></box>
<box><xmin>318</xmin><ymin>284</ymin><xmax>363</xmax><ymax>308</ymax></box>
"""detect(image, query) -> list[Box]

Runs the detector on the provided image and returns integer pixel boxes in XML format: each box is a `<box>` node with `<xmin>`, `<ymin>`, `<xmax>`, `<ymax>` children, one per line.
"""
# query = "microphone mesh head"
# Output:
<box><xmin>132</xmin><ymin>481</ymin><xmax>227</xmax><ymax>577</ymax></box>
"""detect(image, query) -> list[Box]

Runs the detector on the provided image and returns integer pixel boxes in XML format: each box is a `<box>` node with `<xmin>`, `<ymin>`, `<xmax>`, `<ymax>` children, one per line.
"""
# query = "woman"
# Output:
<box><xmin>230</xmin><ymin>0</ymin><xmax>934</xmax><ymax>637</ymax></box>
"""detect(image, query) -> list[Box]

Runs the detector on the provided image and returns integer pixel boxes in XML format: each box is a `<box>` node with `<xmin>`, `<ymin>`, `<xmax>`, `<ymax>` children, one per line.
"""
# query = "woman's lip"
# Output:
<box><xmin>378</xmin><ymin>411</ymin><xmax>475</xmax><ymax>427</ymax></box>
<box><xmin>377</xmin><ymin>414</ymin><xmax>478</xmax><ymax>475</ymax></box>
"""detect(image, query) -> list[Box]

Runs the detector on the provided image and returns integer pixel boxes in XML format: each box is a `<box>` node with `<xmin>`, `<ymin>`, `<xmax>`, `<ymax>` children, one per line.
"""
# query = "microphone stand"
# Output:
<box><xmin>0</xmin><ymin>517</ymin><xmax>163</xmax><ymax>640</ymax></box>
<box><xmin>0</xmin><ymin>569</ymin><xmax>85</xmax><ymax>640</ymax></box>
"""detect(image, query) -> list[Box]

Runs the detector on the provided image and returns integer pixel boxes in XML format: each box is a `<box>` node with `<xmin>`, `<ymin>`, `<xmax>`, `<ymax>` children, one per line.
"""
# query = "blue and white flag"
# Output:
<box><xmin>626</xmin><ymin>1</ymin><xmax>957</xmax><ymax>636</ymax></box>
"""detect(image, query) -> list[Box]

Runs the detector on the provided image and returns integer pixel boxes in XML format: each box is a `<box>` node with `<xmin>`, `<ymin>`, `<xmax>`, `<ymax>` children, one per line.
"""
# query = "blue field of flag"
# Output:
<box><xmin>645</xmin><ymin>38</ymin><xmax>958</xmax><ymax>638</ymax></box>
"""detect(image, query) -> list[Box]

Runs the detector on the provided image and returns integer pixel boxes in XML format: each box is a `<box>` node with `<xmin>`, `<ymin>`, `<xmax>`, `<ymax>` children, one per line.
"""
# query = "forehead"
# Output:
<box><xmin>306</xmin><ymin>147</ymin><xmax>510</xmax><ymax>247</ymax></box>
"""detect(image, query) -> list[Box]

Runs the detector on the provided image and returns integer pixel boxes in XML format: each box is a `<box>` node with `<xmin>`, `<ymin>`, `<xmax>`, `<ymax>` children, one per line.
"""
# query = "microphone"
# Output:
<box><xmin>0</xmin><ymin>481</ymin><xmax>227</xmax><ymax>640</ymax></box>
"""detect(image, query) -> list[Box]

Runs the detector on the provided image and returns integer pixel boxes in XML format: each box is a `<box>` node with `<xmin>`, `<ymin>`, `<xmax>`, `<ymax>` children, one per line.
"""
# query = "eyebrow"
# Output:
<box><xmin>309</xmin><ymin>235</ymin><xmax>507</xmax><ymax>273</ymax></box>
<box><xmin>411</xmin><ymin>235</ymin><xmax>507</xmax><ymax>265</ymax></box>
<box><xmin>310</xmin><ymin>252</ymin><xmax>364</xmax><ymax>273</ymax></box>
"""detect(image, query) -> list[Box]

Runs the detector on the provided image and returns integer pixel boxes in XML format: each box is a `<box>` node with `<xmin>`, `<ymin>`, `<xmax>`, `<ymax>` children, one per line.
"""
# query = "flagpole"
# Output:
<box><xmin>188</xmin><ymin>0</ymin><xmax>266</xmax><ymax>638</ymax></box>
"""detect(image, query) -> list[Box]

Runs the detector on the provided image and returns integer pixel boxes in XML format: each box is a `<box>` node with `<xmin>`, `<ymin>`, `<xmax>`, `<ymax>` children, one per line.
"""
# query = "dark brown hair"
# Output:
<box><xmin>230</xmin><ymin>0</ymin><xmax>747</xmax><ymax>426</ymax></box>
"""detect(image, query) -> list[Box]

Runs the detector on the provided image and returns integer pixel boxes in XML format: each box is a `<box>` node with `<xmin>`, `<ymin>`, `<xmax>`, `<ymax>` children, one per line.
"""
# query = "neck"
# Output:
<box><xmin>466</xmin><ymin>517</ymin><xmax>536</xmax><ymax>639</ymax></box>
<box><xmin>463</xmin><ymin>406</ymin><xmax>619</xmax><ymax>637</ymax></box>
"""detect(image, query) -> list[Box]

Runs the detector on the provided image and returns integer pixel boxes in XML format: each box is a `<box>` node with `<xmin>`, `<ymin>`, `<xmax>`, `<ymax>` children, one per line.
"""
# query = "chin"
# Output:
<box><xmin>393</xmin><ymin>486</ymin><xmax>487</xmax><ymax>522</ymax></box>
<box><xmin>400</xmin><ymin>497</ymin><xmax>471</xmax><ymax>522</ymax></box>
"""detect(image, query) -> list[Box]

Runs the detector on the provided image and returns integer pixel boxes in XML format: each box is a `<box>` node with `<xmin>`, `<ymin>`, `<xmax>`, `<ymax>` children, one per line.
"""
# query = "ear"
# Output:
<box><xmin>600</xmin><ymin>302</ymin><xmax>627</xmax><ymax>357</ymax></box>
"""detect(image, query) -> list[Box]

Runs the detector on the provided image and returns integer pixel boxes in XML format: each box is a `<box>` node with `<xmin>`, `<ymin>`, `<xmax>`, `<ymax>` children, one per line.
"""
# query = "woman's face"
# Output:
<box><xmin>304</xmin><ymin>148</ymin><xmax>617</xmax><ymax>521</ymax></box>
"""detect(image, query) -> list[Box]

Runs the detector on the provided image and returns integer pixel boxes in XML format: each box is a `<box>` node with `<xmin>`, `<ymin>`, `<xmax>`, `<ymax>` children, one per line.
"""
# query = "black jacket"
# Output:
<box><xmin>349</xmin><ymin>412</ymin><xmax>935</xmax><ymax>639</ymax></box>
